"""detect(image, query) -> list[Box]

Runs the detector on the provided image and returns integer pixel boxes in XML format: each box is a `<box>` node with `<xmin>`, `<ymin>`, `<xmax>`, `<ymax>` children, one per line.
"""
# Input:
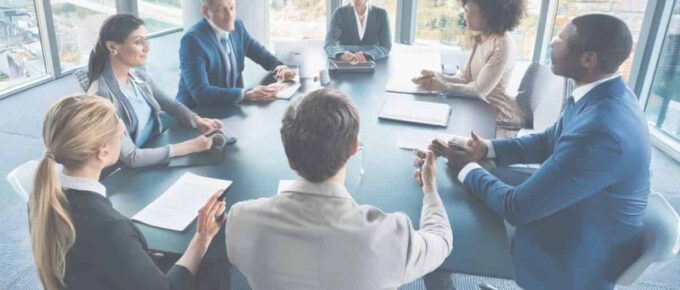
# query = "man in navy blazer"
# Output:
<box><xmin>419</xmin><ymin>14</ymin><xmax>651</xmax><ymax>290</ymax></box>
<box><xmin>177</xmin><ymin>0</ymin><xmax>296</xmax><ymax>108</ymax></box>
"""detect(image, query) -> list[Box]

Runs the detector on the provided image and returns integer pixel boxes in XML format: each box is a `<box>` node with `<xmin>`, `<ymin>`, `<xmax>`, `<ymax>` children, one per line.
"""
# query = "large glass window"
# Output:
<box><xmin>546</xmin><ymin>0</ymin><xmax>647</xmax><ymax>80</ymax></box>
<box><xmin>270</xmin><ymin>0</ymin><xmax>327</xmax><ymax>41</ymax></box>
<box><xmin>415</xmin><ymin>0</ymin><xmax>541</xmax><ymax>61</ymax></box>
<box><xmin>50</xmin><ymin>0</ymin><xmax>115</xmax><ymax>71</ymax></box>
<box><xmin>138</xmin><ymin>0</ymin><xmax>182</xmax><ymax>34</ymax></box>
<box><xmin>645</xmin><ymin>3</ymin><xmax>680</xmax><ymax>143</ymax></box>
<box><xmin>0</xmin><ymin>0</ymin><xmax>48</xmax><ymax>92</ymax></box>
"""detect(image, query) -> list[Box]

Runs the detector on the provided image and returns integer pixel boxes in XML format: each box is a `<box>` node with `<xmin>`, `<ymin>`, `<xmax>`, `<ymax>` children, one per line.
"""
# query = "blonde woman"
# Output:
<box><xmin>413</xmin><ymin>0</ymin><xmax>526</xmax><ymax>137</ymax></box>
<box><xmin>29</xmin><ymin>95</ymin><xmax>225</xmax><ymax>290</ymax></box>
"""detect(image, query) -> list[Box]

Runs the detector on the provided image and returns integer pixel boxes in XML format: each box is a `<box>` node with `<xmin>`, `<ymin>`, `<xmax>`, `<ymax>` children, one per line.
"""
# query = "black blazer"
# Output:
<box><xmin>324</xmin><ymin>5</ymin><xmax>392</xmax><ymax>60</ymax></box>
<box><xmin>62</xmin><ymin>189</ymin><xmax>193</xmax><ymax>290</ymax></box>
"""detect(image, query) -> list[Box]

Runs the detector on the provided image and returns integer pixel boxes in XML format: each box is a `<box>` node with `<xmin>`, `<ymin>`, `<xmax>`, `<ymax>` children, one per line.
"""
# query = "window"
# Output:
<box><xmin>415</xmin><ymin>0</ymin><xmax>460</xmax><ymax>47</ymax></box>
<box><xmin>0</xmin><ymin>0</ymin><xmax>48</xmax><ymax>92</ymax></box>
<box><xmin>415</xmin><ymin>0</ymin><xmax>541</xmax><ymax>61</ymax></box>
<box><xmin>645</xmin><ymin>3</ymin><xmax>680</xmax><ymax>143</ymax></box>
<box><xmin>545</xmin><ymin>0</ymin><xmax>647</xmax><ymax>81</ymax></box>
<box><xmin>138</xmin><ymin>0</ymin><xmax>183</xmax><ymax>34</ymax></box>
<box><xmin>50</xmin><ymin>0</ymin><xmax>116</xmax><ymax>71</ymax></box>
<box><xmin>270</xmin><ymin>0</ymin><xmax>327</xmax><ymax>41</ymax></box>
<box><xmin>341</xmin><ymin>0</ymin><xmax>397</xmax><ymax>37</ymax></box>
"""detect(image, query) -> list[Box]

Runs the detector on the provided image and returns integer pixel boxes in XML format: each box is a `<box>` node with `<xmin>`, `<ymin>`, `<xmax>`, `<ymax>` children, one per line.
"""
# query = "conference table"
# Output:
<box><xmin>102</xmin><ymin>45</ymin><xmax>516</xmax><ymax>279</ymax></box>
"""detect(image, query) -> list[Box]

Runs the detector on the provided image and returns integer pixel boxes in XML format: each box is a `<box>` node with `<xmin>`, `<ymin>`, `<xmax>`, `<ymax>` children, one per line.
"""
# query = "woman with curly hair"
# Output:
<box><xmin>413</xmin><ymin>0</ymin><xmax>526</xmax><ymax>137</ymax></box>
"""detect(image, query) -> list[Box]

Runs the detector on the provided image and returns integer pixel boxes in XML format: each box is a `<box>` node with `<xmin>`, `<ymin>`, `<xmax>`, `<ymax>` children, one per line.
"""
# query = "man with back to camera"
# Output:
<box><xmin>224</xmin><ymin>88</ymin><xmax>453</xmax><ymax>290</ymax></box>
<box><xmin>176</xmin><ymin>0</ymin><xmax>297</xmax><ymax>108</ymax></box>
<box><xmin>424</xmin><ymin>14</ymin><xmax>651</xmax><ymax>290</ymax></box>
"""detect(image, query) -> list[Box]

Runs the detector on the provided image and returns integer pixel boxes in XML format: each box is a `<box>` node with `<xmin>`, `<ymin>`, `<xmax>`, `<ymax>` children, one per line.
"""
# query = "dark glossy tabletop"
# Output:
<box><xmin>102</xmin><ymin>46</ymin><xmax>515</xmax><ymax>279</ymax></box>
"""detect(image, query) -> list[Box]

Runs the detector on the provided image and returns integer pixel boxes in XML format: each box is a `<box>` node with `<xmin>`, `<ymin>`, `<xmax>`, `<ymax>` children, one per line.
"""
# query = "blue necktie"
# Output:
<box><xmin>219</xmin><ymin>34</ymin><xmax>237</xmax><ymax>87</ymax></box>
<box><xmin>562</xmin><ymin>97</ymin><xmax>576</xmax><ymax>127</ymax></box>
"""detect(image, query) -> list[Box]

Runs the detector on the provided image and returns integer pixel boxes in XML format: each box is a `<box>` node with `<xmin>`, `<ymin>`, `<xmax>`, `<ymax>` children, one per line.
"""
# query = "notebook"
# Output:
<box><xmin>378</xmin><ymin>99</ymin><xmax>451</xmax><ymax>127</ymax></box>
<box><xmin>267</xmin><ymin>76</ymin><xmax>302</xmax><ymax>100</ymax></box>
<box><xmin>385</xmin><ymin>78</ymin><xmax>440</xmax><ymax>95</ymax></box>
<box><xmin>328</xmin><ymin>59</ymin><xmax>376</xmax><ymax>73</ymax></box>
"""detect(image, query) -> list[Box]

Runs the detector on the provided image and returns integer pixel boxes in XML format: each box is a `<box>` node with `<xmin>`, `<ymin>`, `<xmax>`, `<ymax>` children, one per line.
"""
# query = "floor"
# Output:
<box><xmin>1</xmin><ymin>32</ymin><xmax>679</xmax><ymax>290</ymax></box>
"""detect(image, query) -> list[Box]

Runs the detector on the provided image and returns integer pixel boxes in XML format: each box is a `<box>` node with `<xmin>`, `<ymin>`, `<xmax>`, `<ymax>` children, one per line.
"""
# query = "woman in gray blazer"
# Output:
<box><xmin>325</xmin><ymin>0</ymin><xmax>392</xmax><ymax>62</ymax></box>
<box><xmin>87</xmin><ymin>14</ymin><xmax>222</xmax><ymax>168</ymax></box>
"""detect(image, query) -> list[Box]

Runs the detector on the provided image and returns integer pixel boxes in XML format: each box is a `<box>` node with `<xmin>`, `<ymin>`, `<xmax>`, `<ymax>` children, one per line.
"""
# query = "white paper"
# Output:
<box><xmin>385</xmin><ymin>78</ymin><xmax>440</xmax><ymax>95</ymax></box>
<box><xmin>277</xmin><ymin>180</ymin><xmax>296</xmax><ymax>194</ymax></box>
<box><xmin>276</xmin><ymin>82</ymin><xmax>301</xmax><ymax>99</ymax></box>
<box><xmin>132</xmin><ymin>173</ymin><xmax>232</xmax><ymax>231</ymax></box>
<box><xmin>378</xmin><ymin>98</ymin><xmax>451</xmax><ymax>127</ymax></box>
<box><xmin>397</xmin><ymin>130</ymin><xmax>457</xmax><ymax>152</ymax></box>
<box><xmin>268</xmin><ymin>76</ymin><xmax>301</xmax><ymax>100</ymax></box>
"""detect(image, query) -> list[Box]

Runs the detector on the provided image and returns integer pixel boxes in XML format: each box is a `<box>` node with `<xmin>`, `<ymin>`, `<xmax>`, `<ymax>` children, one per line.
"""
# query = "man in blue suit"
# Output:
<box><xmin>418</xmin><ymin>14</ymin><xmax>651</xmax><ymax>290</ymax></box>
<box><xmin>177</xmin><ymin>0</ymin><xmax>296</xmax><ymax>108</ymax></box>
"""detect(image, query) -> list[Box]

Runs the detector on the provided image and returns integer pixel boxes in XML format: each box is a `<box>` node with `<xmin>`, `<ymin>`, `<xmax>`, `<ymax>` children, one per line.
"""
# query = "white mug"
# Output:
<box><xmin>319</xmin><ymin>69</ymin><xmax>330</xmax><ymax>85</ymax></box>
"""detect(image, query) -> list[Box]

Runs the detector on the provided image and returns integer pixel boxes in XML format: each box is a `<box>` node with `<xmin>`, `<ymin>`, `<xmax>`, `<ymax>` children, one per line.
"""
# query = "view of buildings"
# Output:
<box><xmin>0</xmin><ymin>0</ymin><xmax>46</xmax><ymax>91</ymax></box>
<box><xmin>646</xmin><ymin>5</ymin><xmax>680</xmax><ymax>141</ymax></box>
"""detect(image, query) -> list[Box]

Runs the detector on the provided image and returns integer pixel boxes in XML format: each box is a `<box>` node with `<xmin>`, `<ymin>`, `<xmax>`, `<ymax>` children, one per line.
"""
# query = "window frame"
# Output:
<box><xmin>2</xmin><ymin>0</ymin><xmax>680</xmax><ymax>160</ymax></box>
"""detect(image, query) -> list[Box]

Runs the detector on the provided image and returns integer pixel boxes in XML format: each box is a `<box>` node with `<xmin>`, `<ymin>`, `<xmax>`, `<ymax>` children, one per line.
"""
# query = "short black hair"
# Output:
<box><xmin>462</xmin><ymin>0</ymin><xmax>526</xmax><ymax>35</ymax></box>
<box><xmin>569</xmin><ymin>14</ymin><xmax>633</xmax><ymax>73</ymax></box>
<box><xmin>280</xmin><ymin>89</ymin><xmax>360</xmax><ymax>183</ymax></box>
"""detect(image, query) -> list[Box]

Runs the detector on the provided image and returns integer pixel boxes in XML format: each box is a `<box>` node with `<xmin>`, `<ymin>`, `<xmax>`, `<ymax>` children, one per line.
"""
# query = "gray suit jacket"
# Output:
<box><xmin>88</xmin><ymin>63</ymin><xmax>196</xmax><ymax>168</ymax></box>
<box><xmin>325</xmin><ymin>5</ymin><xmax>392</xmax><ymax>60</ymax></box>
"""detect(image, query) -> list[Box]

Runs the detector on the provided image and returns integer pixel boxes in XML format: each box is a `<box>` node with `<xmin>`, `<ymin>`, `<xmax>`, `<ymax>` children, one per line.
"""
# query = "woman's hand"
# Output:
<box><xmin>172</xmin><ymin>135</ymin><xmax>213</xmax><ymax>156</ymax></box>
<box><xmin>195</xmin><ymin>190</ymin><xmax>227</xmax><ymax>247</ymax></box>
<box><xmin>194</xmin><ymin>116</ymin><xmax>223</xmax><ymax>133</ymax></box>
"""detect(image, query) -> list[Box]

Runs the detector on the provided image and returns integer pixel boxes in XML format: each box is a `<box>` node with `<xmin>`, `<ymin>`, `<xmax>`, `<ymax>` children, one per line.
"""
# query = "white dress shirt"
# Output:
<box><xmin>206</xmin><ymin>19</ymin><xmax>246</xmax><ymax>102</ymax></box>
<box><xmin>457</xmin><ymin>74</ymin><xmax>622</xmax><ymax>182</ymax></box>
<box><xmin>225</xmin><ymin>178</ymin><xmax>452</xmax><ymax>290</ymax></box>
<box><xmin>59</xmin><ymin>171</ymin><xmax>107</xmax><ymax>198</ymax></box>
<box><xmin>352</xmin><ymin>4</ymin><xmax>371</xmax><ymax>41</ymax></box>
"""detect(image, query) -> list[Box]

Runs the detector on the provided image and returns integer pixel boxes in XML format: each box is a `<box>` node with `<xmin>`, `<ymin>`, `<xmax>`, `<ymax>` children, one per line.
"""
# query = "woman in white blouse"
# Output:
<box><xmin>325</xmin><ymin>0</ymin><xmax>392</xmax><ymax>62</ymax></box>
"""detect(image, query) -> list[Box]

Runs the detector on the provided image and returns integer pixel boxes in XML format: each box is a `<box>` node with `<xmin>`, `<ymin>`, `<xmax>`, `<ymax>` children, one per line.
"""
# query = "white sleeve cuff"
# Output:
<box><xmin>484</xmin><ymin>139</ymin><xmax>495</xmax><ymax>158</ymax></box>
<box><xmin>458</xmin><ymin>163</ymin><xmax>482</xmax><ymax>183</ymax></box>
<box><xmin>167</xmin><ymin>145</ymin><xmax>174</xmax><ymax>158</ymax></box>
<box><xmin>236</xmin><ymin>89</ymin><xmax>246</xmax><ymax>104</ymax></box>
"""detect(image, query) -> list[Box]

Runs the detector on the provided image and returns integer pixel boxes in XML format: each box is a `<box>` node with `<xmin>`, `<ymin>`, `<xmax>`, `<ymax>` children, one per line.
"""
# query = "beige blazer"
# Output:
<box><xmin>226</xmin><ymin>179</ymin><xmax>453</xmax><ymax>290</ymax></box>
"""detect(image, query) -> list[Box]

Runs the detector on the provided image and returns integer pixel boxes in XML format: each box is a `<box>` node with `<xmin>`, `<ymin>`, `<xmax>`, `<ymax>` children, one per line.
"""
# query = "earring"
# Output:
<box><xmin>112</xmin><ymin>50</ymin><xmax>118</xmax><ymax>55</ymax></box>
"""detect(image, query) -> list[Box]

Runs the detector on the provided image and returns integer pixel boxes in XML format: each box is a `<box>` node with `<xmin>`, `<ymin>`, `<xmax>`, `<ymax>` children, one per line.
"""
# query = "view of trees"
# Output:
<box><xmin>270</xmin><ymin>0</ymin><xmax>326</xmax><ymax>40</ymax></box>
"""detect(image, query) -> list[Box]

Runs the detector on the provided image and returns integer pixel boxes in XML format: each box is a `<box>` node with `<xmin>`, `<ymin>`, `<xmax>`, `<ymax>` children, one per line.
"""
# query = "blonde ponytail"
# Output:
<box><xmin>28</xmin><ymin>95</ymin><xmax>119</xmax><ymax>290</ymax></box>
<box><xmin>29</xmin><ymin>154</ymin><xmax>75</xmax><ymax>290</ymax></box>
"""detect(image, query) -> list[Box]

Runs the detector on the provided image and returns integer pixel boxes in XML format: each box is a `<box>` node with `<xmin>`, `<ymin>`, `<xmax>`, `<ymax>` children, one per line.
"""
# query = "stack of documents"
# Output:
<box><xmin>378</xmin><ymin>98</ymin><xmax>452</xmax><ymax>127</ymax></box>
<box><xmin>385</xmin><ymin>78</ymin><xmax>440</xmax><ymax>95</ymax></box>
<box><xmin>132</xmin><ymin>173</ymin><xmax>233</xmax><ymax>231</ymax></box>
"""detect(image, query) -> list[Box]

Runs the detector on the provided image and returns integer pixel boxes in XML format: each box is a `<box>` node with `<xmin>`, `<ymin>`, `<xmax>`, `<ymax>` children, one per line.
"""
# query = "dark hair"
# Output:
<box><xmin>462</xmin><ymin>0</ymin><xmax>526</xmax><ymax>35</ymax></box>
<box><xmin>569</xmin><ymin>14</ymin><xmax>633</xmax><ymax>74</ymax></box>
<box><xmin>280</xmin><ymin>89</ymin><xmax>360</xmax><ymax>183</ymax></box>
<box><xmin>87</xmin><ymin>14</ymin><xmax>145</xmax><ymax>87</ymax></box>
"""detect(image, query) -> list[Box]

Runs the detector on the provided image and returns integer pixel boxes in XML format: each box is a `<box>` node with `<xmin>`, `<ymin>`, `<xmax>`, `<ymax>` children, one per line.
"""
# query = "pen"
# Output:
<box><xmin>213</xmin><ymin>188</ymin><xmax>229</xmax><ymax>222</ymax></box>
<box><xmin>217</xmin><ymin>187</ymin><xmax>229</xmax><ymax>202</ymax></box>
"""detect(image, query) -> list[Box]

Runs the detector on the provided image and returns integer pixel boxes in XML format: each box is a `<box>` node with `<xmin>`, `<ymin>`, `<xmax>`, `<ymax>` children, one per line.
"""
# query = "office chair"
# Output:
<box><xmin>6</xmin><ymin>160</ymin><xmax>40</xmax><ymax>201</ymax></box>
<box><xmin>616</xmin><ymin>192</ymin><xmax>680</xmax><ymax>286</ymax></box>
<box><xmin>6</xmin><ymin>160</ymin><xmax>63</xmax><ymax>201</ymax></box>
<box><xmin>514</xmin><ymin>63</ymin><xmax>574</xmax><ymax>136</ymax></box>
<box><xmin>74</xmin><ymin>68</ymin><xmax>90</xmax><ymax>92</ymax></box>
